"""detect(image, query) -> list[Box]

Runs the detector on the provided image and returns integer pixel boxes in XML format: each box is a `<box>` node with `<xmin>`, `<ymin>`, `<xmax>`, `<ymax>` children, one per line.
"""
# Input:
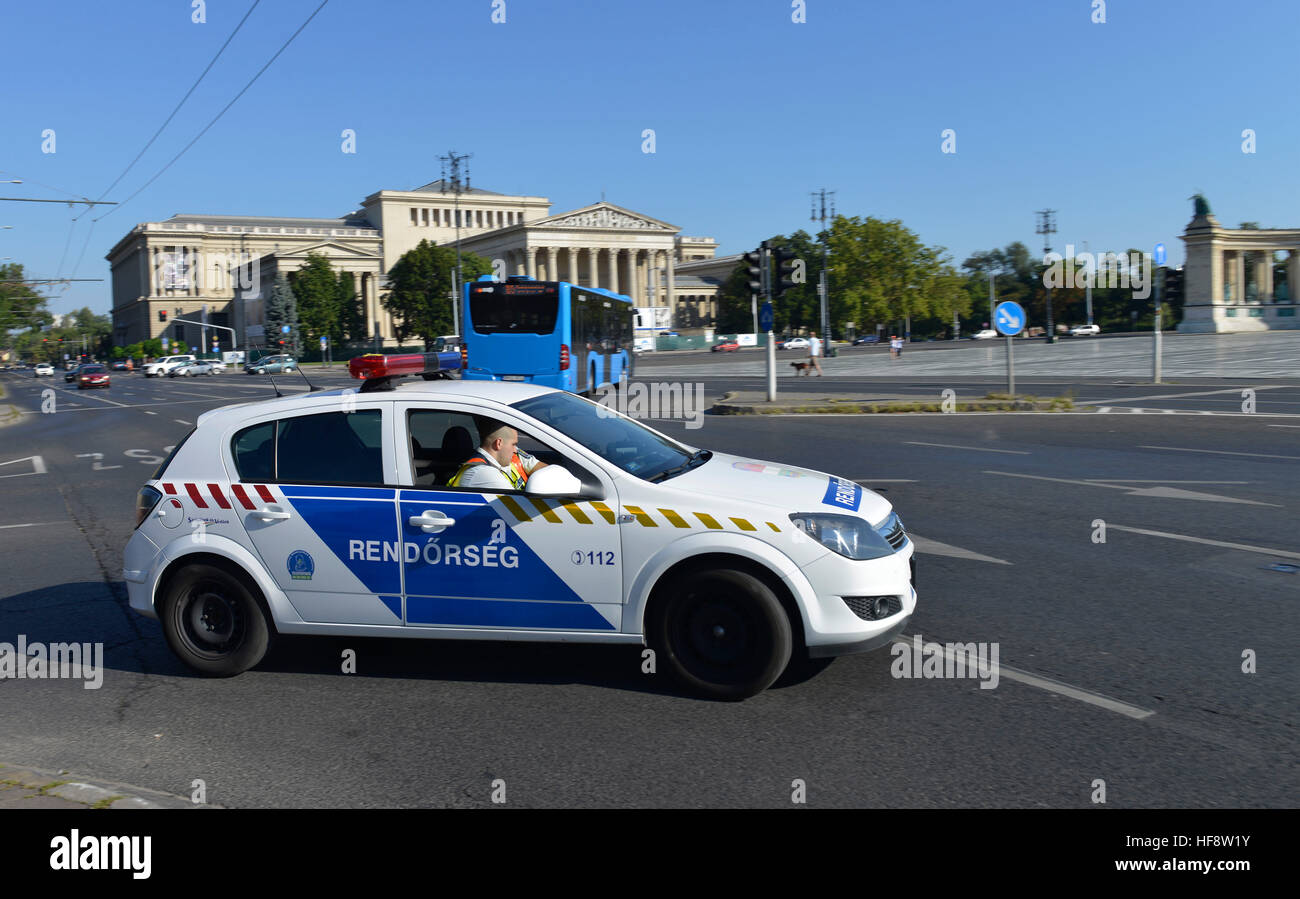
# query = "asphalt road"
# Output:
<box><xmin>0</xmin><ymin>367</ymin><xmax>1295</xmax><ymax>807</ymax></box>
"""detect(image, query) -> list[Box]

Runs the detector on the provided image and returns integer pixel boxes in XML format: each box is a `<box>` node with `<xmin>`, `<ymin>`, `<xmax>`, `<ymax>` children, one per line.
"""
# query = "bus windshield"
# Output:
<box><xmin>468</xmin><ymin>282</ymin><xmax>558</xmax><ymax>334</ymax></box>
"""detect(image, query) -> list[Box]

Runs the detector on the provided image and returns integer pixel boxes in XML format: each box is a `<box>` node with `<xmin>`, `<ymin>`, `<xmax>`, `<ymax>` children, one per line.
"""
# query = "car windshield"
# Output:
<box><xmin>511</xmin><ymin>391</ymin><xmax>708</xmax><ymax>482</ymax></box>
<box><xmin>81</xmin><ymin>365</ymin><xmax>105</xmax><ymax>373</ymax></box>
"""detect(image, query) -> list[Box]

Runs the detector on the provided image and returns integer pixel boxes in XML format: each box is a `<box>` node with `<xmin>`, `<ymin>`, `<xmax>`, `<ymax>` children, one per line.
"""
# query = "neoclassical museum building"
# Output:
<box><xmin>107</xmin><ymin>180</ymin><xmax>740</xmax><ymax>349</ymax></box>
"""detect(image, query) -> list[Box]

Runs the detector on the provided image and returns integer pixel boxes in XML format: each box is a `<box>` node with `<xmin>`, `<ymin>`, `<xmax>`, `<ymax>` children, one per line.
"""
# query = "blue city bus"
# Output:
<box><xmin>461</xmin><ymin>276</ymin><xmax>634</xmax><ymax>394</ymax></box>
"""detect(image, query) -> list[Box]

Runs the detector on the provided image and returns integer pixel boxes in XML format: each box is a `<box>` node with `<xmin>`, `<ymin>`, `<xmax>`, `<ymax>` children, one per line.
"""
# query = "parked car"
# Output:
<box><xmin>76</xmin><ymin>364</ymin><xmax>111</xmax><ymax>390</ymax></box>
<box><xmin>244</xmin><ymin>354</ymin><xmax>297</xmax><ymax>375</ymax></box>
<box><xmin>971</xmin><ymin>329</ymin><xmax>999</xmax><ymax>340</ymax></box>
<box><xmin>1068</xmin><ymin>324</ymin><xmax>1101</xmax><ymax>337</ymax></box>
<box><xmin>33</xmin><ymin>363</ymin><xmax>54</xmax><ymax>377</ymax></box>
<box><xmin>169</xmin><ymin>361</ymin><xmax>215</xmax><ymax>377</ymax></box>
<box><xmin>783</xmin><ymin>337</ymin><xmax>811</xmax><ymax>350</ymax></box>
<box><xmin>711</xmin><ymin>341</ymin><xmax>740</xmax><ymax>353</ymax></box>
<box><xmin>143</xmin><ymin>354</ymin><xmax>197</xmax><ymax>378</ymax></box>
<box><xmin>853</xmin><ymin>335</ymin><xmax>881</xmax><ymax>345</ymax></box>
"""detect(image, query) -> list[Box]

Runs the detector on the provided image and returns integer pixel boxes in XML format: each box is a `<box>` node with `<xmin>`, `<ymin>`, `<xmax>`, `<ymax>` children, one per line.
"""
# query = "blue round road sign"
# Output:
<box><xmin>994</xmin><ymin>301</ymin><xmax>1026</xmax><ymax>336</ymax></box>
<box><xmin>759</xmin><ymin>302</ymin><xmax>773</xmax><ymax>332</ymax></box>
<box><xmin>1154</xmin><ymin>243</ymin><xmax>1167</xmax><ymax>266</ymax></box>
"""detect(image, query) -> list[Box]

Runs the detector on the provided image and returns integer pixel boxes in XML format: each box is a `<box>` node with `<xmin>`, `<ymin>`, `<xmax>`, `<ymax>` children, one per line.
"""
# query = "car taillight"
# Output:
<box><xmin>135</xmin><ymin>485</ymin><xmax>163</xmax><ymax>529</ymax></box>
<box><xmin>560</xmin><ymin>343</ymin><xmax>570</xmax><ymax>371</ymax></box>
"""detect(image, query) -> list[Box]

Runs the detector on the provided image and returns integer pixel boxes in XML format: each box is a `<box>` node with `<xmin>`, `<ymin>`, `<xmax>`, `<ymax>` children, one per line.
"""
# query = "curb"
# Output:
<box><xmin>0</xmin><ymin>762</ymin><xmax>209</xmax><ymax>810</ymax></box>
<box><xmin>710</xmin><ymin>391</ymin><xmax>1078</xmax><ymax>415</ymax></box>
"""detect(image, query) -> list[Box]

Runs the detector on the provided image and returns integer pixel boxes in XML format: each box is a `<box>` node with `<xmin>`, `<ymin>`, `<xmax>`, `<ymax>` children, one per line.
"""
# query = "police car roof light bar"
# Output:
<box><xmin>349</xmin><ymin>352</ymin><xmax>462</xmax><ymax>392</ymax></box>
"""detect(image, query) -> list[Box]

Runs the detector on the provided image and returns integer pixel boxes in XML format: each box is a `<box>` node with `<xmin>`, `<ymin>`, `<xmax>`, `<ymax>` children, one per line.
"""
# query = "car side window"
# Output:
<box><xmin>232</xmin><ymin>422</ymin><xmax>275</xmax><ymax>481</ymax></box>
<box><xmin>230</xmin><ymin>410</ymin><xmax>384</xmax><ymax>484</ymax></box>
<box><xmin>279</xmin><ymin>410</ymin><xmax>383</xmax><ymax>484</ymax></box>
<box><xmin>407</xmin><ymin>409</ymin><xmax>481</xmax><ymax>487</ymax></box>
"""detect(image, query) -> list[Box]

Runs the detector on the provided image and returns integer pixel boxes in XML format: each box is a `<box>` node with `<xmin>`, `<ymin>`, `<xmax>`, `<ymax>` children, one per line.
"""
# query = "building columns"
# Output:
<box><xmin>665</xmin><ymin>251</ymin><xmax>676</xmax><ymax>316</ymax></box>
<box><xmin>1289</xmin><ymin>250</ymin><xmax>1298</xmax><ymax>303</ymax></box>
<box><xmin>1233</xmin><ymin>251</ymin><xmax>1245</xmax><ymax>303</ymax></box>
<box><xmin>1260</xmin><ymin>250</ymin><xmax>1274</xmax><ymax>301</ymax></box>
<box><xmin>607</xmin><ymin>248</ymin><xmax>618</xmax><ymax>295</ymax></box>
<box><xmin>546</xmin><ymin>246</ymin><xmax>558</xmax><ymax>281</ymax></box>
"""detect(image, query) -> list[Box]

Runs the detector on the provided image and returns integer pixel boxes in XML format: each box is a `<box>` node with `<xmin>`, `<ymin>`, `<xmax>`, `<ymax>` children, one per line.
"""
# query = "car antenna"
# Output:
<box><xmin>295</xmin><ymin>363</ymin><xmax>321</xmax><ymax>391</ymax></box>
<box><xmin>265</xmin><ymin>370</ymin><xmax>283</xmax><ymax>398</ymax></box>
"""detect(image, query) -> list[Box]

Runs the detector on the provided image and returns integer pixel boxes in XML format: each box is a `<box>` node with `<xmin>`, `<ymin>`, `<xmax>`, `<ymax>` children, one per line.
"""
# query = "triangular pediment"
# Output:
<box><xmin>534</xmin><ymin>202</ymin><xmax>678</xmax><ymax>232</ymax></box>
<box><xmin>272</xmin><ymin>240</ymin><xmax>380</xmax><ymax>260</ymax></box>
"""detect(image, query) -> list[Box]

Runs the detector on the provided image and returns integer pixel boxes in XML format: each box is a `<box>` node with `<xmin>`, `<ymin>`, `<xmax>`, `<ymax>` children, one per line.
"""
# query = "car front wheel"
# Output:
<box><xmin>159</xmin><ymin>562</ymin><xmax>273</xmax><ymax>676</ymax></box>
<box><xmin>650</xmin><ymin>568</ymin><xmax>793</xmax><ymax>700</ymax></box>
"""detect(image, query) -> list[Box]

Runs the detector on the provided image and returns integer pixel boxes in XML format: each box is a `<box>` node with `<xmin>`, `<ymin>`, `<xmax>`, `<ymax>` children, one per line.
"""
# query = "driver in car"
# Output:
<box><xmin>448</xmin><ymin>417</ymin><xmax>549</xmax><ymax>491</ymax></box>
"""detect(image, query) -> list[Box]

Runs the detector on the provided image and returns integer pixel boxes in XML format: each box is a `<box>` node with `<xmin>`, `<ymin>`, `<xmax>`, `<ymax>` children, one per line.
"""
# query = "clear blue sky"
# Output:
<box><xmin>3</xmin><ymin>0</ymin><xmax>1297</xmax><ymax>318</ymax></box>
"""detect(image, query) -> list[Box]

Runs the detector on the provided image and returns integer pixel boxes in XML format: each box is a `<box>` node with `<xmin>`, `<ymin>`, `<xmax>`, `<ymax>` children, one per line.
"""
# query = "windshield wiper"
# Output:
<box><xmin>647</xmin><ymin>450</ymin><xmax>711</xmax><ymax>483</ymax></box>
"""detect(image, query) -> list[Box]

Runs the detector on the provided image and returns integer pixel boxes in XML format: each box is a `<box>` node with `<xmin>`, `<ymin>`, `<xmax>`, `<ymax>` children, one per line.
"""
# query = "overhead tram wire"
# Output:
<box><xmin>94</xmin><ymin>0</ymin><xmax>331</xmax><ymax>226</ymax></box>
<box><xmin>95</xmin><ymin>0</ymin><xmax>263</xmax><ymax>202</ymax></box>
<box><xmin>62</xmin><ymin>0</ymin><xmax>326</xmax><ymax>297</ymax></box>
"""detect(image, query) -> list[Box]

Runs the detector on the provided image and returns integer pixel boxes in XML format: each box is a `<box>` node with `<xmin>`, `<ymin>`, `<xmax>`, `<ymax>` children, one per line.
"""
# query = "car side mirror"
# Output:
<box><xmin>524</xmin><ymin>466</ymin><xmax>583</xmax><ymax>497</ymax></box>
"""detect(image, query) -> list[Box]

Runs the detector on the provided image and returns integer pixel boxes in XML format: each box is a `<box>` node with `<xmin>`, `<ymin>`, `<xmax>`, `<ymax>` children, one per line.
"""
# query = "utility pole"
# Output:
<box><xmin>811</xmin><ymin>188</ymin><xmax>835</xmax><ymax>356</ymax></box>
<box><xmin>988</xmin><ymin>271</ymin><xmax>995</xmax><ymax>327</ymax></box>
<box><xmin>1036</xmin><ymin>209</ymin><xmax>1058</xmax><ymax>343</ymax></box>
<box><xmin>1084</xmin><ymin>239</ymin><xmax>1094</xmax><ymax>326</ymax></box>
<box><xmin>440</xmin><ymin>150</ymin><xmax>472</xmax><ymax>338</ymax></box>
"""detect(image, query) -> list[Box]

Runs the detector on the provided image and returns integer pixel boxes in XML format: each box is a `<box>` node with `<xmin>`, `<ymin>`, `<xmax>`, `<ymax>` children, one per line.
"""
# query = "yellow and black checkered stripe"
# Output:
<box><xmin>495</xmin><ymin>496</ymin><xmax>782</xmax><ymax>533</ymax></box>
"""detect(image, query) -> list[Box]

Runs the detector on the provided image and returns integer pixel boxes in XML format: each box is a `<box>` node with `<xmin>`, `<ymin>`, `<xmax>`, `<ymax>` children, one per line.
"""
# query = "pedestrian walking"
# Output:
<box><xmin>809</xmin><ymin>334</ymin><xmax>824</xmax><ymax>376</ymax></box>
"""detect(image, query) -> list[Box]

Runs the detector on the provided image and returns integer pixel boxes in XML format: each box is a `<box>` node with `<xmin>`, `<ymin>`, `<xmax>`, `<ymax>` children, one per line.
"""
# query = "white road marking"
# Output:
<box><xmin>0</xmin><ymin>455</ymin><xmax>46</xmax><ymax>478</ymax></box>
<box><xmin>1107</xmin><ymin>524</ymin><xmax>1300</xmax><ymax>561</ymax></box>
<box><xmin>908</xmin><ymin>534</ymin><xmax>1011</xmax><ymax>565</ymax></box>
<box><xmin>905</xmin><ymin>441</ymin><xmax>1029</xmax><ymax>455</ymax></box>
<box><xmin>891</xmin><ymin>636</ymin><xmax>1155</xmax><ymax>720</ymax></box>
<box><xmin>1140</xmin><ymin>445</ymin><xmax>1300</xmax><ymax>461</ymax></box>
<box><xmin>1268</xmin><ymin>424</ymin><xmax>1300</xmax><ymax>429</ymax></box>
<box><xmin>1081</xmin><ymin>385</ymin><xmax>1286</xmax><ymax>405</ymax></box>
<box><xmin>174</xmin><ymin>419</ymin><xmax>192</xmax><ymax>425</ymax></box>
<box><xmin>75</xmin><ymin>452</ymin><xmax>122</xmax><ymax>471</ymax></box>
<box><xmin>985</xmin><ymin>470</ymin><xmax>1276</xmax><ymax>505</ymax></box>
<box><xmin>144</xmin><ymin>411</ymin><xmax>157</xmax><ymax>415</ymax></box>
<box><xmin>1085</xmin><ymin>479</ymin><xmax>1250</xmax><ymax>484</ymax></box>
<box><xmin>0</xmin><ymin>522</ymin><xmax>62</xmax><ymax>530</ymax></box>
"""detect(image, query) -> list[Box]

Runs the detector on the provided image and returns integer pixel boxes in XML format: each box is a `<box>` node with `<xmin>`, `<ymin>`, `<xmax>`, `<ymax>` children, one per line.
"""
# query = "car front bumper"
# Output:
<box><xmin>797</xmin><ymin>542</ymin><xmax>917</xmax><ymax>658</ymax></box>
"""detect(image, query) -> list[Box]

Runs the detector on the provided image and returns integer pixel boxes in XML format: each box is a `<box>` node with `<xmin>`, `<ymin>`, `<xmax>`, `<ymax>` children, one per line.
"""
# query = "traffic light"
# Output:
<box><xmin>773</xmin><ymin>246</ymin><xmax>801</xmax><ymax>300</ymax></box>
<box><xmin>742</xmin><ymin>249</ymin><xmax>764</xmax><ymax>294</ymax></box>
<box><xmin>158</xmin><ymin>310</ymin><xmax>167</xmax><ymax>322</ymax></box>
<box><xmin>1163</xmin><ymin>267</ymin><xmax>1184</xmax><ymax>306</ymax></box>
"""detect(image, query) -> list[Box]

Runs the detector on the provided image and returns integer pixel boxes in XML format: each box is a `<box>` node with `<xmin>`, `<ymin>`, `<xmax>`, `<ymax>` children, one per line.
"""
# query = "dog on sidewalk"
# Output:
<box><xmin>790</xmin><ymin>361</ymin><xmax>811</xmax><ymax>375</ymax></box>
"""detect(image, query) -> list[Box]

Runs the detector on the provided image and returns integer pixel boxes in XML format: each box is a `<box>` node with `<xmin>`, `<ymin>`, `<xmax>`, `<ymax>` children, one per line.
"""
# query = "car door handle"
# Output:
<box><xmin>409</xmin><ymin>510</ymin><xmax>456</xmax><ymax>532</ymax></box>
<box><xmin>254</xmin><ymin>505</ymin><xmax>291</xmax><ymax>522</ymax></box>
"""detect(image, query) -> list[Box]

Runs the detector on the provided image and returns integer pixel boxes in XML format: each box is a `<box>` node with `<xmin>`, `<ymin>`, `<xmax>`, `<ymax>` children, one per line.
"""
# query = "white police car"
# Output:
<box><xmin>124</xmin><ymin>353</ymin><xmax>915</xmax><ymax>699</ymax></box>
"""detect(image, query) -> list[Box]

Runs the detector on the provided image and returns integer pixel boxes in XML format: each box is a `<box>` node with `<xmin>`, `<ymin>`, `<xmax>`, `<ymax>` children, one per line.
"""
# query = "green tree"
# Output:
<box><xmin>289</xmin><ymin>253</ymin><xmax>342</xmax><ymax>349</ymax></box>
<box><xmin>383</xmin><ymin>239</ymin><xmax>491</xmax><ymax>346</ymax></box>
<box><xmin>264</xmin><ymin>273</ymin><xmax>301</xmax><ymax>356</ymax></box>
<box><xmin>337</xmin><ymin>271</ymin><xmax>366</xmax><ymax>343</ymax></box>
<box><xmin>1</xmin><ymin>262</ymin><xmax>48</xmax><ymax>336</ymax></box>
<box><xmin>829</xmin><ymin>216</ymin><xmax>968</xmax><ymax>337</ymax></box>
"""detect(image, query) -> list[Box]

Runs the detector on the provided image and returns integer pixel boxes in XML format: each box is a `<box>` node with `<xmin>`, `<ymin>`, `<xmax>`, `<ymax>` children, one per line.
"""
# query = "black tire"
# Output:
<box><xmin>159</xmin><ymin>562</ymin><xmax>272</xmax><ymax>676</ymax></box>
<box><xmin>650</xmin><ymin>568</ymin><xmax>792</xmax><ymax>700</ymax></box>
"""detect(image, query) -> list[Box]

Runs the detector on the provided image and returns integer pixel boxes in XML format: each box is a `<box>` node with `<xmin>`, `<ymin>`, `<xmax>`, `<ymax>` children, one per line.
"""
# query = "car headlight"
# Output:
<box><xmin>789</xmin><ymin>512</ymin><xmax>897</xmax><ymax>561</ymax></box>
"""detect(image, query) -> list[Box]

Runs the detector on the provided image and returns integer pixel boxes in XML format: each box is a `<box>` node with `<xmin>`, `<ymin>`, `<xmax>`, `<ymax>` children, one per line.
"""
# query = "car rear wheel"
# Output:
<box><xmin>650</xmin><ymin>568</ymin><xmax>793</xmax><ymax>700</ymax></box>
<box><xmin>159</xmin><ymin>563</ymin><xmax>272</xmax><ymax>676</ymax></box>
